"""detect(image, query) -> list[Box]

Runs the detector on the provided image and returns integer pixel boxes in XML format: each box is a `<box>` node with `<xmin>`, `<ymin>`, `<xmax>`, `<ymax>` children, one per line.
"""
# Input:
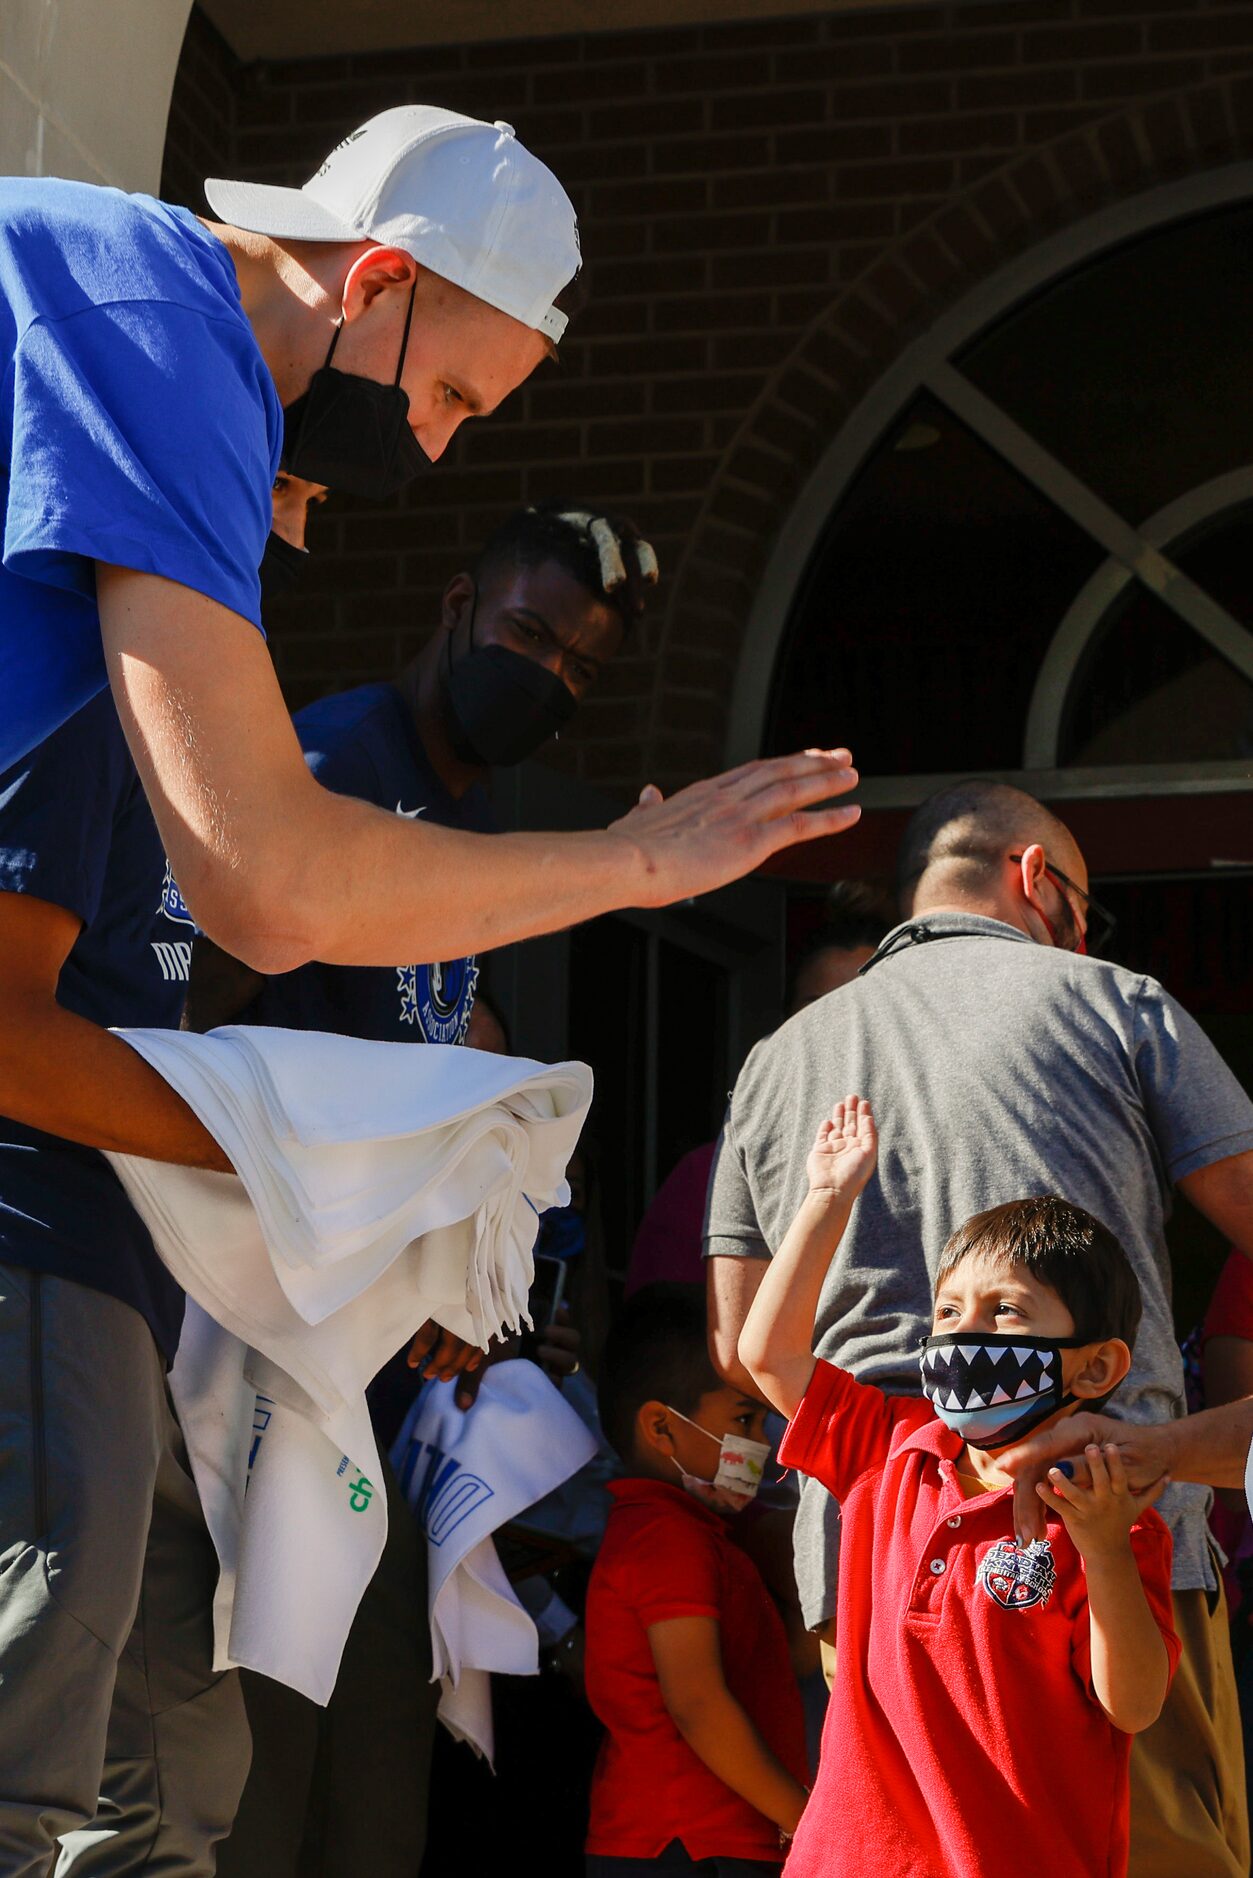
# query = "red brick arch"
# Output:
<box><xmin>645</xmin><ymin>73</ymin><xmax>1253</xmax><ymax>795</ymax></box>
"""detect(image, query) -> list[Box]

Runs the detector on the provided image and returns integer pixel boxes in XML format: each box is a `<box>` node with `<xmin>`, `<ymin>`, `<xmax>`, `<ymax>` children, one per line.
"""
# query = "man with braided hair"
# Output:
<box><xmin>190</xmin><ymin>499</ymin><xmax>658</xmax><ymax>1878</ymax></box>
<box><xmin>189</xmin><ymin>498</ymin><xmax>656</xmax><ymax>1045</ymax></box>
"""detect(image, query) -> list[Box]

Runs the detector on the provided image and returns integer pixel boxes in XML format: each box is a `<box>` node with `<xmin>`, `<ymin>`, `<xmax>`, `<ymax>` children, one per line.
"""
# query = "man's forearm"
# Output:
<box><xmin>1162</xmin><ymin>1399</ymin><xmax>1253</xmax><ymax>1489</ymax></box>
<box><xmin>0</xmin><ymin>999</ymin><xmax>231</xmax><ymax>1171</ymax></box>
<box><xmin>267</xmin><ymin>793</ymin><xmax>656</xmax><ymax>971</ymax></box>
<box><xmin>707</xmin><ymin>1254</ymin><xmax>768</xmax><ymax>1395</ymax></box>
<box><xmin>101</xmin><ymin>569</ymin><xmax>859</xmax><ymax>977</ymax></box>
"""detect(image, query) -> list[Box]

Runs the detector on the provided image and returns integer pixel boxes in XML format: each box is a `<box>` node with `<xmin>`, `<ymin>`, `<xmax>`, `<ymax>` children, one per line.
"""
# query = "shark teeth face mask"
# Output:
<box><xmin>919</xmin><ymin>1332</ymin><xmax>1088</xmax><ymax>1452</ymax></box>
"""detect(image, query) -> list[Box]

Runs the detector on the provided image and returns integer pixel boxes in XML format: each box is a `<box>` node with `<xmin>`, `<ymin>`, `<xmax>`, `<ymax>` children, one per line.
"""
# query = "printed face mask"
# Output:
<box><xmin>665</xmin><ymin>1406</ymin><xmax>772</xmax><ymax>1514</ymax></box>
<box><xmin>282</xmin><ymin>283</ymin><xmax>432</xmax><ymax>501</ymax></box>
<box><xmin>919</xmin><ymin>1332</ymin><xmax>1089</xmax><ymax>1452</ymax></box>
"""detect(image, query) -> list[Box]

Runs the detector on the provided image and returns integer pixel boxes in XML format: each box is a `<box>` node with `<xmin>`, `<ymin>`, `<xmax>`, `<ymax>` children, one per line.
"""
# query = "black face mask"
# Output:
<box><xmin>441</xmin><ymin>588</ymin><xmax>577</xmax><ymax>769</ymax></box>
<box><xmin>259</xmin><ymin>531</ymin><xmax>309</xmax><ymax>604</ymax></box>
<box><xmin>282</xmin><ymin>283</ymin><xmax>432</xmax><ymax>501</ymax></box>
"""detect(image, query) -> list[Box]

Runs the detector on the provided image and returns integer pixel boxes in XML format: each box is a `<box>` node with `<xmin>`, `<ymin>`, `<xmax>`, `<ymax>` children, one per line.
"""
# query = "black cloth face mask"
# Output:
<box><xmin>259</xmin><ymin>531</ymin><xmax>309</xmax><ymax>604</ymax></box>
<box><xmin>282</xmin><ymin>283</ymin><xmax>432</xmax><ymax>501</ymax></box>
<box><xmin>441</xmin><ymin>587</ymin><xmax>577</xmax><ymax>768</ymax></box>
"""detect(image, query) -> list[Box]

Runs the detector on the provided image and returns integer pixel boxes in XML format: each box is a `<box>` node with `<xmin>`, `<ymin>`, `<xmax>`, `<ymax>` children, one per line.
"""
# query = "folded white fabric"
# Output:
<box><xmin>104</xmin><ymin>1027</ymin><xmax>592</xmax><ymax>1705</ymax></box>
<box><xmin>112</xmin><ymin>1028</ymin><xmax>591</xmax><ymax>1351</ymax></box>
<box><xmin>391</xmin><ymin>1358</ymin><xmax>598</xmax><ymax>1761</ymax></box>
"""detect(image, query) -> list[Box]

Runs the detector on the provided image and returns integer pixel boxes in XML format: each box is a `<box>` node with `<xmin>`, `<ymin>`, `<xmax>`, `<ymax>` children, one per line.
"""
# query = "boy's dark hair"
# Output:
<box><xmin>936</xmin><ymin>1195</ymin><xmax>1141</xmax><ymax>1349</ymax></box>
<box><xmin>473</xmin><ymin>500</ymin><xmax>658</xmax><ymax>632</ymax></box>
<box><xmin>597</xmin><ymin>1283</ymin><xmax>720</xmax><ymax>1463</ymax></box>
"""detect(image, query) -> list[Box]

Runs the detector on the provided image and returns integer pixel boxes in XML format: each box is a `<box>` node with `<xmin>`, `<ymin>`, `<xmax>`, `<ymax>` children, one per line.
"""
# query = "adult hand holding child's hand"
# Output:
<box><xmin>999</xmin><ymin>1412</ymin><xmax>1176</xmax><ymax>1546</ymax></box>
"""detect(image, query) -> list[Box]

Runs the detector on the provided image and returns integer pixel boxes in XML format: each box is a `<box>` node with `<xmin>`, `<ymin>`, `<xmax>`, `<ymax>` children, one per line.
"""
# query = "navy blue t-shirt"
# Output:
<box><xmin>0</xmin><ymin>177</ymin><xmax>281</xmax><ymax>772</ymax></box>
<box><xmin>0</xmin><ymin>692</ymin><xmax>190</xmax><ymax>1357</ymax></box>
<box><xmin>245</xmin><ymin>685</ymin><xmax>494</xmax><ymax>1042</ymax></box>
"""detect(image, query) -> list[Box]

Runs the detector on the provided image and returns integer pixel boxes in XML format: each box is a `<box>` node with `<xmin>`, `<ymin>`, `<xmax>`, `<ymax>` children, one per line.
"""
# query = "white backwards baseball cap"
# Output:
<box><xmin>204</xmin><ymin>105</ymin><xmax>581</xmax><ymax>344</ymax></box>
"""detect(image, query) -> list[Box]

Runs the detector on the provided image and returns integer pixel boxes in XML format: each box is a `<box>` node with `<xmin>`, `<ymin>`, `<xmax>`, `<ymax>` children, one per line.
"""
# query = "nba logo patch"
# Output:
<box><xmin>977</xmin><ymin>1537</ymin><xmax>1056</xmax><ymax>1611</ymax></box>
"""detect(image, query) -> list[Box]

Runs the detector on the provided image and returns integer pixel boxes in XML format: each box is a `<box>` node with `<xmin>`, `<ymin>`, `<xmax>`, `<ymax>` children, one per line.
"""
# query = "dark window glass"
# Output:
<box><xmin>1061</xmin><ymin>515</ymin><xmax>1253</xmax><ymax>766</ymax></box>
<box><xmin>766</xmin><ymin>394</ymin><xmax>1103</xmax><ymax>773</ymax></box>
<box><xmin>568</xmin><ymin>916</ymin><xmax>649</xmax><ymax>1275</ymax></box>
<box><xmin>960</xmin><ymin>206</ymin><xmax>1253</xmax><ymax>522</ymax></box>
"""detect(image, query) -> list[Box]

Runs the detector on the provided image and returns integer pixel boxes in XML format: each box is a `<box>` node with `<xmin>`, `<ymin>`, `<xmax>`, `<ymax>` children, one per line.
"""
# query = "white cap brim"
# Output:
<box><xmin>203</xmin><ymin>176</ymin><xmax>363</xmax><ymax>244</ymax></box>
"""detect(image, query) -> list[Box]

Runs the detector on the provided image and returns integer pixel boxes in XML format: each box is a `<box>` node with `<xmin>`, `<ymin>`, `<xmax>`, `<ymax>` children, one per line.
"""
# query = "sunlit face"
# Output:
<box><xmin>334</xmin><ymin>266</ymin><xmax>547</xmax><ymax>464</ymax></box>
<box><xmin>933</xmin><ymin>1250</ymin><xmax>1076</xmax><ymax>1341</ymax></box>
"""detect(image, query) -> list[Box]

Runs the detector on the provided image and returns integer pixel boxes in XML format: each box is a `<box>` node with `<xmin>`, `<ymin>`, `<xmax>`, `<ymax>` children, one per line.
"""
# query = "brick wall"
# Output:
<box><xmin>162</xmin><ymin>0</ymin><xmax>1253</xmax><ymax>799</ymax></box>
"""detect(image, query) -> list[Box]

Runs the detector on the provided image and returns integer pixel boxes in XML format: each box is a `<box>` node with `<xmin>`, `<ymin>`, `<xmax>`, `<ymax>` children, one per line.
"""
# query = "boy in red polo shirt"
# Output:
<box><xmin>740</xmin><ymin>1096</ymin><xmax>1180</xmax><ymax>1878</ymax></box>
<box><xmin>585</xmin><ymin>1283</ymin><xmax>809</xmax><ymax>1875</ymax></box>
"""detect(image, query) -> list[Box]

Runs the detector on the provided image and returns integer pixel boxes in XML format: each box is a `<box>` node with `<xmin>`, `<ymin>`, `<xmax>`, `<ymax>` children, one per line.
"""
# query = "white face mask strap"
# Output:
<box><xmin>664</xmin><ymin>1405</ymin><xmax>722</xmax><ymax>1450</ymax></box>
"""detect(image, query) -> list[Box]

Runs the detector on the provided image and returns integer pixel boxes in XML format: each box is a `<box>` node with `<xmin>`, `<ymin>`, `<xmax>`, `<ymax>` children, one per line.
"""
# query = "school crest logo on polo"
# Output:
<box><xmin>397</xmin><ymin>956</ymin><xmax>480</xmax><ymax>1044</ymax></box>
<box><xmin>977</xmin><ymin>1537</ymin><xmax>1056</xmax><ymax>1611</ymax></box>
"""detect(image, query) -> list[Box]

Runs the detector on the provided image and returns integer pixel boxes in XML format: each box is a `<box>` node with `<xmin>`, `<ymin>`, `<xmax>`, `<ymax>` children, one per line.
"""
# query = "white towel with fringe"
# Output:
<box><xmin>105</xmin><ymin>1026</ymin><xmax>591</xmax><ymax>1703</ymax></box>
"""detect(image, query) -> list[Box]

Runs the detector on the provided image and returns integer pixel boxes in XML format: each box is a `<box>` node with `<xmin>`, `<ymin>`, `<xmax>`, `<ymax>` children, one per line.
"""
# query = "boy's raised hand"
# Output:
<box><xmin>806</xmin><ymin>1095</ymin><xmax>878</xmax><ymax>1202</ymax></box>
<box><xmin>741</xmin><ymin>1094</ymin><xmax>875</xmax><ymax>1419</ymax></box>
<box><xmin>1039</xmin><ymin>1441</ymin><xmax>1168</xmax><ymax>1561</ymax></box>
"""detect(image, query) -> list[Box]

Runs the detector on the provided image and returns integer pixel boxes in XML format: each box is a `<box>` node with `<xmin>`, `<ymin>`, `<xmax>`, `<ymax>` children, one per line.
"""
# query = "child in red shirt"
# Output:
<box><xmin>585</xmin><ymin>1283</ymin><xmax>810</xmax><ymax>1875</ymax></box>
<box><xmin>740</xmin><ymin>1096</ymin><xmax>1180</xmax><ymax>1878</ymax></box>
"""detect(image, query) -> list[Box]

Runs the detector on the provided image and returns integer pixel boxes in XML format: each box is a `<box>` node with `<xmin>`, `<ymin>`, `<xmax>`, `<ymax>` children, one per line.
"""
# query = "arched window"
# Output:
<box><xmin>742</xmin><ymin>171</ymin><xmax>1253</xmax><ymax>809</ymax></box>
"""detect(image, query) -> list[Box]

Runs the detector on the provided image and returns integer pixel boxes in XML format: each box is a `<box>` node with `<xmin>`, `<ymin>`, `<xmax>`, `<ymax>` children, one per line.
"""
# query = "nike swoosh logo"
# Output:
<box><xmin>395</xmin><ymin>802</ymin><xmax>426</xmax><ymax>818</ymax></box>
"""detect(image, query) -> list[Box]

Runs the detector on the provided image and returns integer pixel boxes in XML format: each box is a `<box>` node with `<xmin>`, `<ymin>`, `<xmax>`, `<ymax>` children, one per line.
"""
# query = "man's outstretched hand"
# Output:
<box><xmin>612</xmin><ymin>749</ymin><xmax>860</xmax><ymax>908</ymax></box>
<box><xmin>999</xmin><ymin>1413</ymin><xmax>1176</xmax><ymax>1546</ymax></box>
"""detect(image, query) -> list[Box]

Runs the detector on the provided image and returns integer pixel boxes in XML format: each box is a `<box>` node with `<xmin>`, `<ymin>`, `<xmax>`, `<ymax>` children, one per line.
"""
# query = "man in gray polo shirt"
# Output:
<box><xmin>706</xmin><ymin>780</ymin><xmax>1253</xmax><ymax>1878</ymax></box>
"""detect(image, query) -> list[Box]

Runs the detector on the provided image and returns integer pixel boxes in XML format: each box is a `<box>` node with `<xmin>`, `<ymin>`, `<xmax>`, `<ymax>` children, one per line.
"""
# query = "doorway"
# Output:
<box><xmin>489</xmin><ymin>761</ymin><xmax>785</xmax><ymax>1275</ymax></box>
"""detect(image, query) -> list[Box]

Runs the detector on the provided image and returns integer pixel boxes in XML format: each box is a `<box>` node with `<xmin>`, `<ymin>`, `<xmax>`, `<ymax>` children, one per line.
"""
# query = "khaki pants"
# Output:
<box><xmin>1129</xmin><ymin>1582</ymin><xmax>1249</xmax><ymax>1878</ymax></box>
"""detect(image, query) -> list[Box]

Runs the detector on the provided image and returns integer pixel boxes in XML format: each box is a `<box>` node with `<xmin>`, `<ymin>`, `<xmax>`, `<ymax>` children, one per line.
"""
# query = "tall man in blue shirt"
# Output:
<box><xmin>0</xmin><ymin>103</ymin><xmax>861</xmax><ymax>1196</ymax></box>
<box><xmin>0</xmin><ymin>474</ymin><xmax>324</xmax><ymax>1876</ymax></box>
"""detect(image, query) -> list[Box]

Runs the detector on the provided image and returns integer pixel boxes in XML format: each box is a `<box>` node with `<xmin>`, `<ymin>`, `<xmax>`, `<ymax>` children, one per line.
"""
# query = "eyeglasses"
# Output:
<box><xmin>1008</xmin><ymin>855</ymin><xmax>1117</xmax><ymax>956</ymax></box>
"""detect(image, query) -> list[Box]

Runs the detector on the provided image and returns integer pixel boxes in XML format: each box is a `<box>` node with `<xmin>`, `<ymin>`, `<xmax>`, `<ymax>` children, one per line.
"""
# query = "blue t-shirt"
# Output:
<box><xmin>0</xmin><ymin>691</ymin><xmax>190</xmax><ymax>1357</ymax></box>
<box><xmin>0</xmin><ymin>177</ymin><xmax>282</xmax><ymax>772</ymax></box>
<box><xmin>245</xmin><ymin>685</ymin><xmax>494</xmax><ymax>1042</ymax></box>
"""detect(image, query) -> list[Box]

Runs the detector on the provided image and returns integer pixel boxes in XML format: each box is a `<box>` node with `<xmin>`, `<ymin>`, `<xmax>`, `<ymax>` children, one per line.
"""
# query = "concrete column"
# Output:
<box><xmin>1</xmin><ymin>0</ymin><xmax>194</xmax><ymax>192</ymax></box>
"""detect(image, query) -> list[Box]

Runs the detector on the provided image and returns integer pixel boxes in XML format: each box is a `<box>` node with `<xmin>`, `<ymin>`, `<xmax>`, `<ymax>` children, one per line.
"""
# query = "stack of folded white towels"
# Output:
<box><xmin>106</xmin><ymin>1025</ymin><xmax>593</xmax><ymax>1704</ymax></box>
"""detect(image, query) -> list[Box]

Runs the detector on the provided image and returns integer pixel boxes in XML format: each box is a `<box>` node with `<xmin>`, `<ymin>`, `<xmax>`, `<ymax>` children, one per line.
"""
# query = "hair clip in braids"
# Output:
<box><xmin>541</xmin><ymin>507</ymin><xmax>659</xmax><ymax>615</ymax></box>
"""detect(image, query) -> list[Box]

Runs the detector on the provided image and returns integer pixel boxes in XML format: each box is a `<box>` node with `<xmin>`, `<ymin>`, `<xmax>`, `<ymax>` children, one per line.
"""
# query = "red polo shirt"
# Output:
<box><xmin>780</xmin><ymin>1361</ymin><xmax>1179</xmax><ymax>1878</ymax></box>
<box><xmin>585</xmin><ymin>1477</ymin><xmax>808</xmax><ymax>1863</ymax></box>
